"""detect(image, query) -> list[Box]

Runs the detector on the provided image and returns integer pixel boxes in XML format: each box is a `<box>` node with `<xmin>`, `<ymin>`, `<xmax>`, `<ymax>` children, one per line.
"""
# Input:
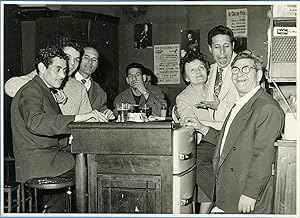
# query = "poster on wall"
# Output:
<box><xmin>226</xmin><ymin>8</ymin><xmax>248</xmax><ymax>53</ymax></box>
<box><xmin>134</xmin><ymin>23</ymin><xmax>152</xmax><ymax>49</ymax></box>
<box><xmin>180</xmin><ymin>29</ymin><xmax>200</xmax><ymax>57</ymax></box>
<box><xmin>154</xmin><ymin>44</ymin><xmax>180</xmax><ymax>84</ymax></box>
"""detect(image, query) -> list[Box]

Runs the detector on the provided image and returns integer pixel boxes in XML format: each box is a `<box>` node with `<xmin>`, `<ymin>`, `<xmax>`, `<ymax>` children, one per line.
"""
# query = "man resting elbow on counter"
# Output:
<box><xmin>11</xmin><ymin>45</ymin><xmax>107</xmax><ymax>212</ymax></box>
<box><xmin>184</xmin><ymin>50</ymin><xmax>284</xmax><ymax>214</ymax></box>
<box><xmin>113</xmin><ymin>62</ymin><xmax>167</xmax><ymax>116</ymax></box>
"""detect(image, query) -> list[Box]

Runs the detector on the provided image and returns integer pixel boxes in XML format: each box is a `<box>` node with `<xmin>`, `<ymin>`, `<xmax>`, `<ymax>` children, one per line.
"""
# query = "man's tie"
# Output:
<box><xmin>214</xmin><ymin>67</ymin><xmax>223</xmax><ymax>98</ymax></box>
<box><xmin>81</xmin><ymin>79</ymin><xmax>86</xmax><ymax>85</ymax></box>
<box><xmin>49</xmin><ymin>88</ymin><xmax>58</xmax><ymax>94</ymax></box>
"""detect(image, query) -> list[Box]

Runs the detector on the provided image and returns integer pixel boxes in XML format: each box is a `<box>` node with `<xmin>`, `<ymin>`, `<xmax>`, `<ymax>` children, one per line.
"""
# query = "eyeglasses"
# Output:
<box><xmin>231</xmin><ymin>66</ymin><xmax>256</xmax><ymax>75</ymax></box>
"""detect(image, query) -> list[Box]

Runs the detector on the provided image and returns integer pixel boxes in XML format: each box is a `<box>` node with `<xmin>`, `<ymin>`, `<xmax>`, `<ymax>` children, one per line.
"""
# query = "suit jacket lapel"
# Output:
<box><xmin>212</xmin><ymin>109</ymin><xmax>231</xmax><ymax>172</ymax></box>
<box><xmin>217</xmin><ymin>88</ymin><xmax>265</xmax><ymax>170</ymax></box>
<box><xmin>88</xmin><ymin>80</ymin><xmax>98</xmax><ymax>105</ymax></box>
<box><xmin>33</xmin><ymin>76</ymin><xmax>61</xmax><ymax>114</ymax></box>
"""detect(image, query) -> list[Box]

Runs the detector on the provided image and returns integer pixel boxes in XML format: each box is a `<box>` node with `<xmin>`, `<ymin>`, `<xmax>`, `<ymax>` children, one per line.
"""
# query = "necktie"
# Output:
<box><xmin>214</xmin><ymin>67</ymin><xmax>223</xmax><ymax>97</ymax></box>
<box><xmin>81</xmin><ymin>79</ymin><xmax>86</xmax><ymax>84</ymax></box>
<box><xmin>49</xmin><ymin>88</ymin><xmax>58</xmax><ymax>94</ymax></box>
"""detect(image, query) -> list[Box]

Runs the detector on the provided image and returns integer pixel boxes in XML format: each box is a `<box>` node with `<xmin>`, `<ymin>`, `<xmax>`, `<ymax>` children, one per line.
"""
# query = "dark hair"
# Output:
<box><xmin>231</xmin><ymin>49</ymin><xmax>264</xmax><ymax>71</ymax></box>
<box><xmin>180</xmin><ymin>50</ymin><xmax>210</xmax><ymax>83</ymax></box>
<box><xmin>56</xmin><ymin>36</ymin><xmax>84</xmax><ymax>57</ymax></box>
<box><xmin>35</xmin><ymin>45</ymin><xmax>68</xmax><ymax>74</ymax></box>
<box><xmin>207</xmin><ymin>25</ymin><xmax>234</xmax><ymax>46</ymax></box>
<box><xmin>125</xmin><ymin>63</ymin><xmax>145</xmax><ymax>76</ymax></box>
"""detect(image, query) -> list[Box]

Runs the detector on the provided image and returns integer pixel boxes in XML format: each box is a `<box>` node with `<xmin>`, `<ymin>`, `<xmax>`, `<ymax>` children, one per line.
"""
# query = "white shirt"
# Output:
<box><xmin>219</xmin><ymin>86</ymin><xmax>260</xmax><ymax>155</ymax></box>
<box><xmin>75</xmin><ymin>72</ymin><xmax>91</xmax><ymax>91</ymax></box>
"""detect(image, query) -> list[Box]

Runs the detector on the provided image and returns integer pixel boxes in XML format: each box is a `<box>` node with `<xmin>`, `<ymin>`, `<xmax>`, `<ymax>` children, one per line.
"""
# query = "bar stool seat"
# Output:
<box><xmin>25</xmin><ymin>176</ymin><xmax>74</xmax><ymax>213</ymax></box>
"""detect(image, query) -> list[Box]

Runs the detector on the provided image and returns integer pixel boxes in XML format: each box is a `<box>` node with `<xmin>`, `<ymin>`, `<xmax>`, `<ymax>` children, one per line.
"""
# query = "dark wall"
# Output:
<box><xmin>4</xmin><ymin>5</ymin><xmax>22</xmax><ymax>156</ymax></box>
<box><xmin>18</xmin><ymin>4</ymin><xmax>270</xmax><ymax>114</ymax></box>
<box><xmin>118</xmin><ymin>5</ymin><xmax>269</xmax><ymax>113</ymax></box>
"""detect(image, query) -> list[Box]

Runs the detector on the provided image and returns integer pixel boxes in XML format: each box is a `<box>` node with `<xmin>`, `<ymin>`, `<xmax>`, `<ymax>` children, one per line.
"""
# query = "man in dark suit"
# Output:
<box><xmin>11</xmin><ymin>45</ymin><xmax>104</xmax><ymax>184</ymax></box>
<box><xmin>74</xmin><ymin>46</ymin><xmax>115</xmax><ymax>120</ymax></box>
<box><xmin>185</xmin><ymin>50</ymin><xmax>284</xmax><ymax>213</ymax></box>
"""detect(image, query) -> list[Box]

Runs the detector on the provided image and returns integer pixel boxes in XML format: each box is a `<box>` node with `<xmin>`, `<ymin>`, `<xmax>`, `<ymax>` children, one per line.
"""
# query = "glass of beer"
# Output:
<box><xmin>140</xmin><ymin>104</ymin><xmax>151</xmax><ymax>117</ymax></box>
<box><xmin>116</xmin><ymin>103</ymin><xmax>129</xmax><ymax>122</ymax></box>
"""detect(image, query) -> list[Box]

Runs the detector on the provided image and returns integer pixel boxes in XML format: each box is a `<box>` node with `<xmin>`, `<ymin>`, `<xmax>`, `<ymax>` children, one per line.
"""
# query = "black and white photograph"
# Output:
<box><xmin>134</xmin><ymin>22</ymin><xmax>153</xmax><ymax>49</ymax></box>
<box><xmin>180</xmin><ymin>29</ymin><xmax>200</xmax><ymax>57</ymax></box>
<box><xmin>1</xmin><ymin>2</ymin><xmax>297</xmax><ymax>216</ymax></box>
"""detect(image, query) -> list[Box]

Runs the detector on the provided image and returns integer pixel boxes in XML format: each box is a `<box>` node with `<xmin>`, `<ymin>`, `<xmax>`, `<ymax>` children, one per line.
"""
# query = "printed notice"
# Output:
<box><xmin>226</xmin><ymin>8</ymin><xmax>248</xmax><ymax>37</ymax></box>
<box><xmin>154</xmin><ymin>44</ymin><xmax>180</xmax><ymax>84</ymax></box>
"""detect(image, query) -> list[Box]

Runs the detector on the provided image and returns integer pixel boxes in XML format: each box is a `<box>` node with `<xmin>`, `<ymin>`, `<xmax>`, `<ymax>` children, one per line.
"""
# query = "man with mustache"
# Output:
<box><xmin>11</xmin><ymin>46</ymin><xmax>104</xmax><ymax>210</ymax></box>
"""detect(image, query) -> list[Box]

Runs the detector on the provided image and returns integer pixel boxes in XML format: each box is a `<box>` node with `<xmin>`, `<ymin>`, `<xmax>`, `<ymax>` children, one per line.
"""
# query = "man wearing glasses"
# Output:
<box><xmin>185</xmin><ymin>51</ymin><xmax>284</xmax><ymax>213</ymax></box>
<box><xmin>75</xmin><ymin>47</ymin><xmax>115</xmax><ymax>120</ymax></box>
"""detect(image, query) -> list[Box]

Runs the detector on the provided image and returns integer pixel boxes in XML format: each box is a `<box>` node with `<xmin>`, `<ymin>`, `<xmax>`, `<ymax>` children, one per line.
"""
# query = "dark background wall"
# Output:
<box><xmin>19</xmin><ymin>4</ymin><xmax>269</xmax><ymax>113</ymax></box>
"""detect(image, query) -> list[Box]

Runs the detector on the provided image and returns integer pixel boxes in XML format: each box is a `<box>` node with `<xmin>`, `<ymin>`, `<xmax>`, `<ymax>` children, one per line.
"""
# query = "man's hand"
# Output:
<box><xmin>182</xmin><ymin>116</ymin><xmax>209</xmax><ymax>135</ymax></box>
<box><xmin>74</xmin><ymin>110</ymin><xmax>108</xmax><ymax>122</ymax></box>
<box><xmin>103</xmin><ymin>108</ymin><xmax>115</xmax><ymax>120</ymax></box>
<box><xmin>132</xmin><ymin>80</ymin><xmax>147</xmax><ymax>95</ymax></box>
<box><xmin>238</xmin><ymin>194</ymin><xmax>256</xmax><ymax>213</ymax></box>
<box><xmin>54</xmin><ymin>89</ymin><xmax>68</xmax><ymax>105</ymax></box>
<box><xmin>196</xmin><ymin>94</ymin><xmax>220</xmax><ymax>110</ymax></box>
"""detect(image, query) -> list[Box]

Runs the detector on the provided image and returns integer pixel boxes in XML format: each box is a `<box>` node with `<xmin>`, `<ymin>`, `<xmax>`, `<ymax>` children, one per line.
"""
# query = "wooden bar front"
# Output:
<box><xmin>69</xmin><ymin>122</ymin><xmax>194</xmax><ymax>214</ymax></box>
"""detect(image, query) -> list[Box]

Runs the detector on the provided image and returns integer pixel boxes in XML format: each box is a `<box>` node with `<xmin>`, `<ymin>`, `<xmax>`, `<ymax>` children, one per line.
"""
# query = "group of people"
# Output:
<box><xmin>175</xmin><ymin>25</ymin><xmax>284</xmax><ymax>214</ymax></box>
<box><xmin>5</xmin><ymin>24</ymin><xmax>284</xmax><ymax>214</ymax></box>
<box><xmin>5</xmin><ymin>37</ymin><xmax>166</xmax><ymax>212</ymax></box>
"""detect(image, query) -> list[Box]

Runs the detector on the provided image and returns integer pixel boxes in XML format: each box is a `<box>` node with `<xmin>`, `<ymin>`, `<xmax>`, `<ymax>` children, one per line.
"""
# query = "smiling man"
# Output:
<box><xmin>75</xmin><ymin>46</ymin><xmax>115</xmax><ymax>120</ymax></box>
<box><xmin>197</xmin><ymin>25</ymin><xmax>239</xmax><ymax>127</ymax></box>
<box><xmin>185</xmin><ymin>50</ymin><xmax>284</xmax><ymax>213</ymax></box>
<box><xmin>11</xmin><ymin>45</ymin><xmax>102</xmax><ymax>184</ymax></box>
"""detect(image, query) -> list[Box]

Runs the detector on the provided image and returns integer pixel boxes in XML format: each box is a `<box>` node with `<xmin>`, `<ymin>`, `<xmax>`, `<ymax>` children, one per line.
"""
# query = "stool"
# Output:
<box><xmin>21</xmin><ymin>183</ymin><xmax>33</xmax><ymax>212</ymax></box>
<box><xmin>25</xmin><ymin>176</ymin><xmax>74</xmax><ymax>213</ymax></box>
<box><xmin>4</xmin><ymin>182</ymin><xmax>21</xmax><ymax>213</ymax></box>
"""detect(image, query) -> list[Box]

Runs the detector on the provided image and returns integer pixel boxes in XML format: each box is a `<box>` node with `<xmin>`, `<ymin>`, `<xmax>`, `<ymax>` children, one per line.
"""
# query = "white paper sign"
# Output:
<box><xmin>226</xmin><ymin>8</ymin><xmax>248</xmax><ymax>37</ymax></box>
<box><xmin>154</xmin><ymin>44</ymin><xmax>180</xmax><ymax>84</ymax></box>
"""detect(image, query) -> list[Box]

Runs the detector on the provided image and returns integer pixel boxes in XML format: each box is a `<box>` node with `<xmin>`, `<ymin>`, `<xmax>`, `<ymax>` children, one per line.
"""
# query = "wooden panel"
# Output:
<box><xmin>274</xmin><ymin>140</ymin><xmax>296</xmax><ymax>214</ymax></box>
<box><xmin>97</xmin><ymin>174</ymin><xmax>162</xmax><ymax>213</ymax></box>
<box><xmin>96</xmin><ymin>155</ymin><xmax>164</xmax><ymax>175</ymax></box>
<box><xmin>87</xmin><ymin>154</ymin><xmax>98</xmax><ymax>213</ymax></box>
<box><xmin>160</xmin><ymin>156</ymin><xmax>173</xmax><ymax>213</ymax></box>
<box><xmin>71</xmin><ymin>122</ymin><xmax>173</xmax><ymax>155</ymax></box>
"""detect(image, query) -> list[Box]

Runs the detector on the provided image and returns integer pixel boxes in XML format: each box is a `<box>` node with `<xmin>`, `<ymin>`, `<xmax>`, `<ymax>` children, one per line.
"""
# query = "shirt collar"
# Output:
<box><xmin>235</xmin><ymin>86</ymin><xmax>260</xmax><ymax>108</ymax></box>
<box><xmin>75</xmin><ymin>71</ymin><xmax>91</xmax><ymax>82</ymax></box>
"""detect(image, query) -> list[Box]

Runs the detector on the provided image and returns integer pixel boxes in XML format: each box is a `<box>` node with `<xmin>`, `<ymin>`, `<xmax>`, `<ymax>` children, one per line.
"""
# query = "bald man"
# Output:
<box><xmin>74</xmin><ymin>47</ymin><xmax>114</xmax><ymax>119</ymax></box>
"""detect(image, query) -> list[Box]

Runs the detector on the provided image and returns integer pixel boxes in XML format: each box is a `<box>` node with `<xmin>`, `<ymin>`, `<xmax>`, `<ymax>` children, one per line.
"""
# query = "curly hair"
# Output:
<box><xmin>231</xmin><ymin>49</ymin><xmax>264</xmax><ymax>71</ymax></box>
<box><xmin>180</xmin><ymin>50</ymin><xmax>210</xmax><ymax>83</ymax></box>
<box><xmin>35</xmin><ymin>45</ymin><xmax>68</xmax><ymax>74</ymax></box>
<box><xmin>207</xmin><ymin>25</ymin><xmax>234</xmax><ymax>46</ymax></box>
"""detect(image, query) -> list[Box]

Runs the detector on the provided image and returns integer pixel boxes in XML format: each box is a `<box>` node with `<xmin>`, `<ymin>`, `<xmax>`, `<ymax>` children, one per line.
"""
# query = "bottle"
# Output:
<box><xmin>160</xmin><ymin>106</ymin><xmax>167</xmax><ymax>118</ymax></box>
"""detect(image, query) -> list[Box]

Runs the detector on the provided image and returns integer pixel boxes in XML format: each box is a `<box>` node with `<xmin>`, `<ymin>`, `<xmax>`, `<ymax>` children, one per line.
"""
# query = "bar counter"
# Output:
<box><xmin>69</xmin><ymin>121</ymin><xmax>196</xmax><ymax>214</ymax></box>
